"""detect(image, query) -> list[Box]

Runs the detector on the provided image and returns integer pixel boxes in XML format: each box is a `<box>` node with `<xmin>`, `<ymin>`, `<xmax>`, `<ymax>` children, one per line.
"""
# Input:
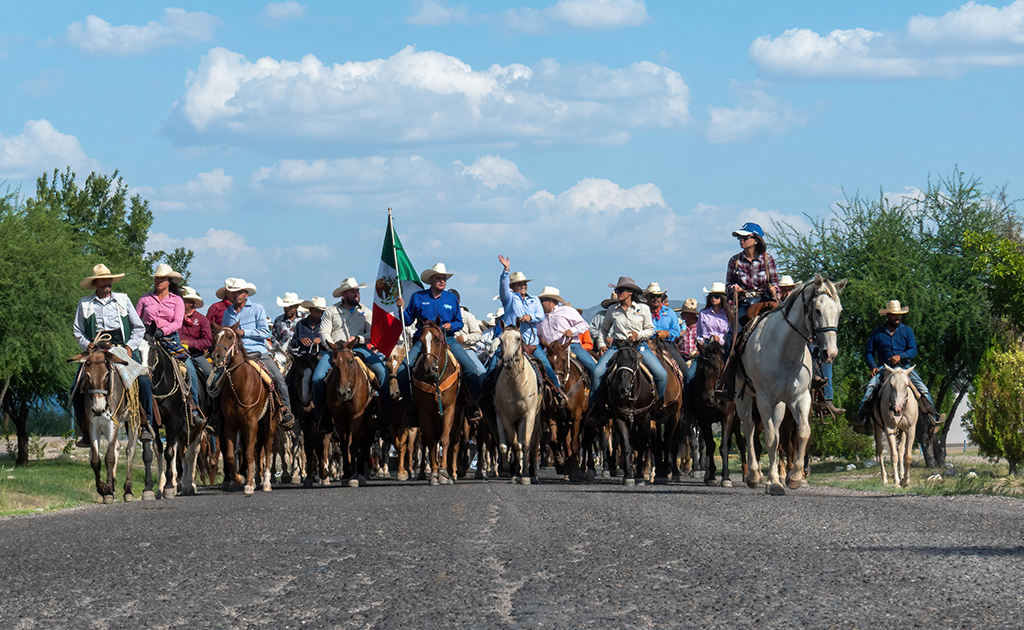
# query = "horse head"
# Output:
<box><xmin>68</xmin><ymin>349</ymin><xmax>125</xmax><ymax>415</ymax></box>
<box><xmin>785</xmin><ymin>275</ymin><xmax>846</xmax><ymax>364</ymax></box>
<box><xmin>419</xmin><ymin>319</ymin><xmax>448</xmax><ymax>379</ymax></box>
<box><xmin>544</xmin><ymin>336</ymin><xmax>571</xmax><ymax>376</ymax></box>
<box><xmin>331</xmin><ymin>339</ymin><xmax>362</xmax><ymax>402</ymax></box>
<box><xmin>696</xmin><ymin>338</ymin><xmax>726</xmax><ymax>405</ymax></box>
<box><xmin>498</xmin><ymin>325</ymin><xmax>524</xmax><ymax>367</ymax></box>
<box><xmin>607</xmin><ymin>344</ymin><xmax>644</xmax><ymax>407</ymax></box>
<box><xmin>209</xmin><ymin>323</ymin><xmax>244</xmax><ymax>370</ymax></box>
<box><xmin>882</xmin><ymin>366</ymin><xmax>915</xmax><ymax>419</ymax></box>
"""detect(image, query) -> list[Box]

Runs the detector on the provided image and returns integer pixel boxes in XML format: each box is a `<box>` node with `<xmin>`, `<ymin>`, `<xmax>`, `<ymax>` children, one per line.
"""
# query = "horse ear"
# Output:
<box><xmin>212</xmin><ymin>323</ymin><xmax>223</xmax><ymax>334</ymax></box>
<box><xmin>105</xmin><ymin>351</ymin><xmax>128</xmax><ymax>365</ymax></box>
<box><xmin>834</xmin><ymin>278</ymin><xmax>848</xmax><ymax>293</ymax></box>
<box><xmin>906</xmin><ymin>365</ymin><xmax>915</xmax><ymax>374</ymax></box>
<box><xmin>344</xmin><ymin>338</ymin><xmax>357</xmax><ymax>350</ymax></box>
<box><xmin>325</xmin><ymin>339</ymin><xmax>337</xmax><ymax>352</ymax></box>
<box><xmin>696</xmin><ymin>340</ymin><xmax>704</xmax><ymax>353</ymax></box>
<box><xmin>813</xmin><ymin>274</ymin><xmax>824</xmax><ymax>286</ymax></box>
<box><xmin>230</xmin><ymin>322</ymin><xmax>242</xmax><ymax>333</ymax></box>
<box><xmin>67</xmin><ymin>353</ymin><xmax>88</xmax><ymax>363</ymax></box>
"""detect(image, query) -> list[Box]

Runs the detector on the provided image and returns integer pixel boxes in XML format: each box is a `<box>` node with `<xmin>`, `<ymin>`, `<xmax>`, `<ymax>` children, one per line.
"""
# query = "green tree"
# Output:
<box><xmin>773</xmin><ymin>169</ymin><xmax>1017</xmax><ymax>467</ymax></box>
<box><xmin>966</xmin><ymin>345</ymin><xmax>1024</xmax><ymax>475</ymax></box>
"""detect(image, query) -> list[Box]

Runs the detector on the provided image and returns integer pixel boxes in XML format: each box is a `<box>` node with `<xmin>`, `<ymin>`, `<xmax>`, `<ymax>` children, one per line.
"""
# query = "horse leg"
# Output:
<box><xmin>763</xmin><ymin>400</ymin><xmax>786</xmax><ymax>495</ymax></box>
<box><xmin>347</xmin><ymin>413</ymin><xmax>363</xmax><ymax>487</ymax></box>
<box><xmin>701</xmin><ymin>421</ymin><xmax>717</xmax><ymax>486</ymax></box>
<box><xmin>521</xmin><ymin>411</ymin><xmax>537</xmax><ymax>485</ymax></box>
<box><xmin>242</xmin><ymin>416</ymin><xmax>258</xmax><ymax>496</ymax></box>
<box><xmin>785</xmin><ymin>398</ymin><xmax>812</xmax><ymax>490</ymax></box>
<box><xmin>887</xmin><ymin>429</ymin><xmax>901</xmax><ymax>487</ymax></box>
<box><xmin>142</xmin><ymin>435</ymin><xmax>156</xmax><ymax>500</ymax></box>
<box><xmin>739</xmin><ymin>398</ymin><xmax>761</xmax><ymax>489</ymax></box>
<box><xmin>612</xmin><ymin>417</ymin><xmax>633</xmax><ymax>486</ymax></box>
<box><xmin>179</xmin><ymin>430</ymin><xmax>202</xmax><ymax>496</ymax></box>
<box><xmin>496</xmin><ymin>411</ymin><xmax>511</xmax><ymax>478</ymax></box>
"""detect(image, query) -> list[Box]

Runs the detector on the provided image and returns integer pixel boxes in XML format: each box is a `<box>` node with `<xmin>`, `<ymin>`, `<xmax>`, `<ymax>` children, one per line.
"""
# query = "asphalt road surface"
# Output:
<box><xmin>1</xmin><ymin>472</ymin><xmax>1022</xmax><ymax>629</ymax></box>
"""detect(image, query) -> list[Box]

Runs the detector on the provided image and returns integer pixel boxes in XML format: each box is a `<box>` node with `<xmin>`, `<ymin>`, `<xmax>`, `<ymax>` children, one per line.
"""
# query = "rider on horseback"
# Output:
<box><xmin>726</xmin><ymin>221</ymin><xmax>780</xmax><ymax>328</ymax></box>
<box><xmin>535</xmin><ymin>286</ymin><xmax>597</xmax><ymax>377</ymax></box>
<box><xmin>644</xmin><ymin>282</ymin><xmax>687</xmax><ymax>371</ymax></box>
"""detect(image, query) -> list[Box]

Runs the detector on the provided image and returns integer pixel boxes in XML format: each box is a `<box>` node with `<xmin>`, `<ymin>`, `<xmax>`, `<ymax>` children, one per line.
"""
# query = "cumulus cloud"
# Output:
<box><xmin>706</xmin><ymin>82</ymin><xmax>804</xmax><ymax>143</ymax></box>
<box><xmin>545</xmin><ymin>0</ymin><xmax>650</xmax><ymax>29</ymax></box>
<box><xmin>136</xmin><ymin>168</ymin><xmax>234</xmax><ymax>213</ymax></box>
<box><xmin>750</xmin><ymin>1</ymin><xmax>1024</xmax><ymax>79</ymax></box>
<box><xmin>405</xmin><ymin>1</ymin><xmax>474</xmax><ymax>26</ymax></box>
<box><xmin>0</xmin><ymin>119</ymin><xmax>99</xmax><ymax>180</ymax></box>
<box><xmin>405</xmin><ymin>0</ymin><xmax>649</xmax><ymax>31</ymax></box>
<box><xmin>165</xmin><ymin>46</ymin><xmax>689</xmax><ymax>151</ymax></box>
<box><xmin>50</xmin><ymin>8</ymin><xmax>221</xmax><ymax>56</ymax></box>
<box><xmin>262</xmin><ymin>1</ymin><xmax>306</xmax><ymax>23</ymax></box>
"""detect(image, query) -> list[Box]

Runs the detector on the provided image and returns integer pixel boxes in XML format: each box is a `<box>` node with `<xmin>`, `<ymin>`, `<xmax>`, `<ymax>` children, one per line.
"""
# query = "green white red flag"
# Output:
<box><xmin>370</xmin><ymin>211</ymin><xmax>423</xmax><ymax>357</ymax></box>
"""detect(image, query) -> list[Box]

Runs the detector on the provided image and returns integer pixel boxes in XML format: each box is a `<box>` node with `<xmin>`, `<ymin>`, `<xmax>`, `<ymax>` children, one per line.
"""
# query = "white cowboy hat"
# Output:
<box><xmin>300</xmin><ymin>296</ymin><xmax>328</xmax><ymax>311</ymax></box>
<box><xmin>675</xmin><ymin>297</ymin><xmax>699</xmax><ymax>315</ymax></box>
<box><xmin>276</xmin><ymin>291</ymin><xmax>303</xmax><ymax>307</ymax></box>
<box><xmin>80</xmin><ymin>263</ymin><xmax>125</xmax><ymax>290</ymax></box>
<box><xmin>644</xmin><ymin>282</ymin><xmax>667</xmax><ymax>296</ymax></box>
<box><xmin>151</xmin><ymin>263</ymin><xmax>183</xmax><ymax>282</ymax></box>
<box><xmin>879</xmin><ymin>299</ymin><xmax>909</xmax><ymax>316</ymax></box>
<box><xmin>420</xmin><ymin>263</ymin><xmax>454</xmax><ymax>284</ymax></box>
<box><xmin>537</xmin><ymin>286</ymin><xmax>565</xmax><ymax>304</ymax></box>
<box><xmin>215</xmin><ymin>277</ymin><xmax>258</xmax><ymax>299</ymax></box>
<box><xmin>703</xmin><ymin>281</ymin><xmax>727</xmax><ymax>295</ymax></box>
<box><xmin>181</xmin><ymin>286</ymin><xmax>204</xmax><ymax>309</ymax></box>
<box><xmin>779</xmin><ymin>275</ymin><xmax>796</xmax><ymax>288</ymax></box>
<box><xmin>332</xmin><ymin>277</ymin><xmax>368</xmax><ymax>298</ymax></box>
<box><xmin>509</xmin><ymin>271</ymin><xmax>533</xmax><ymax>285</ymax></box>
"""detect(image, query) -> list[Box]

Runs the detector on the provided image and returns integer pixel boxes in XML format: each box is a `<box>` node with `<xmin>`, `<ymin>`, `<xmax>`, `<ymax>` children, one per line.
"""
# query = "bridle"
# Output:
<box><xmin>779</xmin><ymin>282</ymin><xmax>840</xmax><ymax>347</ymax></box>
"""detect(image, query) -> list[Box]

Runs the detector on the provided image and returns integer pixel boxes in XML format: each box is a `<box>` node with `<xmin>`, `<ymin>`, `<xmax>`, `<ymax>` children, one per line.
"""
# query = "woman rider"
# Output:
<box><xmin>725</xmin><ymin>222</ymin><xmax>780</xmax><ymax>328</ymax></box>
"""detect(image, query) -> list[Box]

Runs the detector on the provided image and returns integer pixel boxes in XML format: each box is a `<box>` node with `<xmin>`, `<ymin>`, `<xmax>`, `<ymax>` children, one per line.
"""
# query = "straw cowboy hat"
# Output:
<box><xmin>80</xmin><ymin>263</ymin><xmax>125</xmax><ymax>290</ymax></box>
<box><xmin>600</xmin><ymin>290</ymin><xmax>620</xmax><ymax>309</ymax></box>
<box><xmin>420</xmin><ymin>262</ymin><xmax>454</xmax><ymax>284</ymax></box>
<box><xmin>879</xmin><ymin>299</ymin><xmax>910</xmax><ymax>316</ymax></box>
<box><xmin>508</xmin><ymin>271</ymin><xmax>533</xmax><ymax>285</ymax></box>
<box><xmin>215</xmin><ymin>277</ymin><xmax>257</xmax><ymax>299</ymax></box>
<box><xmin>675</xmin><ymin>297</ymin><xmax>699</xmax><ymax>315</ymax></box>
<box><xmin>333</xmin><ymin>277</ymin><xmax>368</xmax><ymax>298</ymax></box>
<box><xmin>181</xmin><ymin>286</ymin><xmax>204</xmax><ymax>309</ymax></box>
<box><xmin>151</xmin><ymin>263</ymin><xmax>183</xmax><ymax>282</ymax></box>
<box><xmin>644</xmin><ymin>282</ymin><xmax>667</xmax><ymax>297</ymax></box>
<box><xmin>732</xmin><ymin>221</ymin><xmax>767</xmax><ymax>254</ymax></box>
<box><xmin>276</xmin><ymin>291</ymin><xmax>303</xmax><ymax>307</ymax></box>
<box><xmin>538</xmin><ymin>286</ymin><xmax>566</xmax><ymax>304</ymax></box>
<box><xmin>703</xmin><ymin>281</ymin><xmax>727</xmax><ymax>295</ymax></box>
<box><xmin>609</xmin><ymin>276</ymin><xmax>643</xmax><ymax>294</ymax></box>
<box><xmin>300</xmin><ymin>296</ymin><xmax>328</xmax><ymax>311</ymax></box>
<box><xmin>779</xmin><ymin>275</ymin><xmax>796</xmax><ymax>288</ymax></box>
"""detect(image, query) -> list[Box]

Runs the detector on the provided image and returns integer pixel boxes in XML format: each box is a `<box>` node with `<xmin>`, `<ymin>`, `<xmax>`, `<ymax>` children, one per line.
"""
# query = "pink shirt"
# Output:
<box><xmin>536</xmin><ymin>304</ymin><xmax>589</xmax><ymax>345</ymax></box>
<box><xmin>136</xmin><ymin>292</ymin><xmax>185</xmax><ymax>336</ymax></box>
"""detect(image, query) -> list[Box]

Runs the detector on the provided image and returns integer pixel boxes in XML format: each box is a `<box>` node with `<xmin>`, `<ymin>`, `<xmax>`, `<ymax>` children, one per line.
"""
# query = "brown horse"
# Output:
<box><xmin>603</xmin><ymin>343</ymin><xmax>657</xmax><ymax>486</ymax></box>
<box><xmin>648</xmin><ymin>337</ymin><xmax>683</xmax><ymax>483</ymax></box>
<box><xmin>209</xmin><ymin>324</ymin><xmax>278</xmax><ymax>496</ymax></box>
<box><xmin>687</xmin><ymin>338</ymin><xmax>749</xmax><ymax>487</ymax></box>
<box><xmin>543</xmin><ymin>337</ymin><xmax>590</xmax><ymax>481</ymax></box>
<box><xmin>411</xmin><ymin>320</ymin><xmax>463</xmax><ymax>485</ymax></box>
<box><xmin>385</xmin><ymin>344</ymin><xmax>420</xmax><ymax>482</ymax></box>
<box><xmin>325</xmin><ymin>340</ymin><xmax>376</xmax><ymax>487</ymax></box>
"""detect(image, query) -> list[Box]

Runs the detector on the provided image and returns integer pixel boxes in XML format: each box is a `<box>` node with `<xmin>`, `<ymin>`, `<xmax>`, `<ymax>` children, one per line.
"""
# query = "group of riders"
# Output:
<box><xmin>70</xmin><ymin>220</ymin><xmax>942</xmax><ymax>450</ymax></box>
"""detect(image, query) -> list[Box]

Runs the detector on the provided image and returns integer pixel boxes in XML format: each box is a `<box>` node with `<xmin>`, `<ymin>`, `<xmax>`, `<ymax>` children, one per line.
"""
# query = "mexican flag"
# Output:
<box><xmin>370</xmin><ymin>211</ymin><xmax>423</xmax><ymax>357</ymax></box>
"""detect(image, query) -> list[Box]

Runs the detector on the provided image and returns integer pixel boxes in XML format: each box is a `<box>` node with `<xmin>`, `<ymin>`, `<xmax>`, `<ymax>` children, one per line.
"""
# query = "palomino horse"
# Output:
<box><xmin>68</xmin><ymin>348</ymin><xmax>153</xmax><ymax>503</ymax></box>
<box><xmin>543</xmin><ymin>337</ymin><xmax>590</xmax><ymax>481</ymax></box>
<box><xmin>411</xmin><ymin>320</ymin><xmax>463</xmax><ymax>485</ymax></box>
<box><xmin>735</xmin><ymin>275</ymin><xmax>846</xmax><ymax>495</ymax></box>
<box><xmin>687</xmin><ymin>338</ymin><xmax>748</xmax><ymax>487</ymax></box>
<box><xmin>209</xmin><ymin>324</ymin><xmax>278</xmax><ymax>496</ymax></box>
<box><xmin>604</xmin><ymin>343</ymin><xmax>657</xmax><ymax>486</ymax></box>
<box><xmin>870</xmin><ymin>367</ymin><xmax>919</xmax><ymax>487</ymax></box>
<box><xmin>140</xmin><ymin>334</ymin><xmax>205</xmax><ymax>499</ymax></box>
<box><xmin>494</xmin><ymin>326</ymin><xmax>543</xmax><ymax>485</ymax></box>
<box><xmin>325</xmin><ymin>340</ymin><xmax>377</xmax><ymax>487</ymax></box>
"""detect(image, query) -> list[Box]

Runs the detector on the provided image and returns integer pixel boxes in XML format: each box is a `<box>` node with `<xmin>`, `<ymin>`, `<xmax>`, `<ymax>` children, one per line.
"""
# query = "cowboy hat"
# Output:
<box><xmin>644</xmin><ymin>282</ymin><xmax>667</xmax><ymax>297</ymax></box>
<box><xmin>300</xmin><ymin>296</ymin><xmax>328</xmax><ymax>311</ymax></box>
<box><xmin>879</xmin><ymin>299</ymin><xmax>909</xmax><ymax>316</ymax></box>
<box><xmin>80</xmin><ymin>263</ymin><xmax>125</xmax><ymax>290</ymax></box>
<box><xmin>420</xmin><ymin>262</ymin><xmax>454</xmax><ymax>284</ymax></box>
<box><xmin>276</xmin><ymin>291</ymin><xmax>303</xmax><ymax>307</ymax></box>
<box><xmin>779</xmin><ymin>275</ymin><xmax>796</xmax><ymax>288</ymax></box>
<box><xmin>508</xmin><ymin>271</ymin><xmax>533</xmax><ymax>285</ymax></box>
<box><xmin>609</xmin><ymin>276</ymin><xmax>643</xmax><ymax>294</ymax></box>
<box><xmin>215</xmin><ymin>277</ymin><xmax>257</xmax><ymax>299</ymax></box>
<box><xmin>600</xmin><ymin>290</ymin><xmax>620</xmax><ymax>309</ymax></box>
<box><xmin>675</xmin><ymin>297</ymin><xmax>699</xmax><ymax>315</ymax></box>
<box><xmin>538</xmin><ymin>286</ymin><xmax>565</xmax><ymax>304</ymax></box>
<box><xmin>332</xmin><ymin>277</ymin><xmax>368</xmax><ymax>298</ymax></box>
<box><xmin>703</xmin><ymin>281</ymin><xmax>727</xmax><ymax>295</ymax></box>
<box><xmin>181</xmin><ymin>286</ymin><xmax>204</xmax><ymax>309</ymax></box>
<box><xmin>151</xmin><ymin>263</ymin><xmax>183</xmax><ymax>282</ymax></box>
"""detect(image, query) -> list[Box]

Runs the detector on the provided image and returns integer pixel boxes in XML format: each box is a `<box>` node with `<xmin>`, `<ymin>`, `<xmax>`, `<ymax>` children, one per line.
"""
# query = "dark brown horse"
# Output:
<box><xmin>288</xmin><ymin>349</ymin><xmax>325</xmax><ymax>487</ymax></box>
<box><xmin>648</xmin><ymin>337</ymin><xmax>684</xmax><ymax>483</ymax></box>
<box><xmin>209</xmin><ymin>324</ymin><xmax>278</xmax><ymax>496</ymax></box>
<box><xmin>543</xmin><ymin>337</ymin><xmax>590</xmax><ymax>481</ymax></box>
<box><xmin>687</xmin><ymin>338</ymin><xmax>749</xmax><ymax>487</ymax></box>
<box><xmin>604</xmin><ymin>343</ymin><xmax>656</xmax><ymax>486</ymax></box>
<box><xmin>411</xmin><ymin>320</ymin><xmax>463</xmax><ymax>485</ymax></box>
<box><xmin>325</xmin><ymin>340</ymin><xmax>377</xmax><ymax>487</ymax></box>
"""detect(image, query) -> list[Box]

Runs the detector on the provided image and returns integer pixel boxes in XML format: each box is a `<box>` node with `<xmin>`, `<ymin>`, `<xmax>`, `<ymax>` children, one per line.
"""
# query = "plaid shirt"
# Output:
<box><xmin>726</xmin><ymin>251</ymin><xmax>780</xmax><ymax>296</ymax></box>
<box><xmin>678</xmin><ymin>325</ymin><xmax>698</xmax><ymax>359</ymax></box>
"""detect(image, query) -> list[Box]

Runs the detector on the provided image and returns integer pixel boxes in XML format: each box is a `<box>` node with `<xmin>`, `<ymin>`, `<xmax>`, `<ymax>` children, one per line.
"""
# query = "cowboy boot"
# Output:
<box><xmin>819</xmin><ymin>399</ymin><xmax>846</xmax><ymax>417</ymax></box>
<box><xmin>918</xmin><ymin>397</ymin><xmax>941</xmax><ymax>427</ymax></box>
<box><xmin>850</xmin><ymin>406</ymin><xmax>871</xmax><ymax>435</ymax></box>
<box><xmin>316</xmin><ymin>408</ymin><xmax>332</xmax><ymax>434</ymax></box>
<box><xmin>546</xmin><ymin>377</ymin><xmax>568</xmax><ymax>409</ymax></box>
<box><xmin>138</xmin><ymin>415</ymin><xmax>155</xmax><ymax>442</ymax></box>
<box><xmin>714</xmin><ymin>358</ymin><xmax>737</xmax><ymax>401</ymax></box>
<box><xmin>279</xmin><ymin>405</ymin><xmax>295</xmax><ymax>431</ymax></box>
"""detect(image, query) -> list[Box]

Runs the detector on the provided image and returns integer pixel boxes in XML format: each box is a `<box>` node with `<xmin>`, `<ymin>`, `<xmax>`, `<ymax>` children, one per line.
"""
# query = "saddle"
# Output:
<box><xmin>247</xmin><ymin>360</ymin><xmax>275</xmax><ymax>389</ymax></box>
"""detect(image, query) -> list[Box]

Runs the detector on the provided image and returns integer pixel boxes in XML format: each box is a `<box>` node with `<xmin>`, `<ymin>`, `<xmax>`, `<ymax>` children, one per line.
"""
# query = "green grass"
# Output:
<box><xmin>805</xmin><ymin>456</ymin><xmax>1023</xmax><ymax>497</ymax></box>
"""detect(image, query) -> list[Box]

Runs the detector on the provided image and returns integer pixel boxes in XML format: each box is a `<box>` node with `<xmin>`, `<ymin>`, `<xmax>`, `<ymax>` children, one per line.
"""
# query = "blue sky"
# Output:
<box><xmin>2</xmin><ymin>0</ymin><xmax>1022</xmax><ymax>322</ymax></box>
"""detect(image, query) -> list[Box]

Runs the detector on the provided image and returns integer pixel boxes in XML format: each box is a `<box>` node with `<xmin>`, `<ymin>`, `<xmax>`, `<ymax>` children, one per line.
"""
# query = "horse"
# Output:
<box><xmin>543</xmin><ymin>337</ymin><xmax>590</xmax><ymax>481</ymax></box>
<box><xmin>139</xmin><ymin>334</ymin><xmax>205</xmax><ymax>499</ymax></box>
<box><xmin>287</xmin><ymin>349</ymin><xmax>326</xmax><ymax>488</ymax></box>
<box><xmin>735</xmin><ymin>275</ymin><xmax>846</xmax><ymax>495</ymax></box>
<box><xmin>647</xmin><ymin>337</ymin><xmax>684</xmax><ymax>483</ymax></box>
<box><xmin>385</xmin><ymin>343</ymin><xmax>421</xmax><ymax>482</ymax></box>
<box><xmin>869</xmin><ymin>367</ymin><xmax>919</xmax><ymax>487</ymax></box>
<box><xmin>494</xmin><ymin>326</ymin><xmax>543</xmax><ymax>485</ymax></box>
<box><xmin>411</xmin><ymin>320</ymin><xmax>463</xmax><ymax>485</ymax></box>
<box><xmin>208</xmin><ymin>324</ymin><xmax>278</xmax><ymax>496</ymax></box>
<box><xmin>269</xmin><ymin>338</ymin><xmax>302</xmax><ymax>484</ymax></box>
<box><xmin>687</xmin><ymin>337</ymin><xmax>748</xmax><ymax>487</ymax></box>
<box><xmin>324</xmin><ymin>339</ymin><xmax>377</xmax><ymax>487</ymax></box>
<box><xmin>68</xmin><ymin>347</ymin><xmax>153</xmax><ymax>503</ymax></box>
<box><xmin>603</xmin><ymin>343</ymin><xmax>657</xmax><ymax>486</ymax></box>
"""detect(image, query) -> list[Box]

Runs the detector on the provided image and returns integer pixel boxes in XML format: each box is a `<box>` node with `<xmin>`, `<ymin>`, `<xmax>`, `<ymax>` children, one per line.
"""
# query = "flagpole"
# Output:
<box><xmin>389</xmin><ymin>207</ymin><xmax>413</xmax><ymax>367</ymax></box>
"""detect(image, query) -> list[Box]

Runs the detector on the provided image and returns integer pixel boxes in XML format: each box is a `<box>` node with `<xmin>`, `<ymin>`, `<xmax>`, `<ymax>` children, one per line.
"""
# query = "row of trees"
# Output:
<box><xmin>0</xmin><ymin>169</ymin><xmax>192</xmax><ymax>465</ymax></box>
<box><xmin>773</xmin><ymin>169</ymin><xmax>1021</xmax><ymax>469</ymax></box>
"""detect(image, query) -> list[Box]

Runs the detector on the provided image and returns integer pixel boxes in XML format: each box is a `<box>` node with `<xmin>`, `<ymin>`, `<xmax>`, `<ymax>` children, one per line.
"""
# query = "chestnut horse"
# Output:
<box><xmin>543</xmin><ymin>337</ymin><xmax>590</xmax><ymax>481</ymax></box>
<box><xmin>325</xmin><ymin>340</ymin><xmax>377</xmax><ymax>487</ymax></box>
<box><xmin>209</xmin><ymin>324</ymin><xmax>278</xmax><ymax>496</ymax></box>
<box><xmin>385</xmin><ymin>343</ymin><xmax>420</xmax><ymax>482</ymax></box>
<box><xmin>411</xmin><ymin>320</ymin><xmax>463</xmax><ymax>485</ymax></box>
<box><xmin>648</xmin><ymin>337</ymin><xmax>684</xmax><ymax>483</ymax></box>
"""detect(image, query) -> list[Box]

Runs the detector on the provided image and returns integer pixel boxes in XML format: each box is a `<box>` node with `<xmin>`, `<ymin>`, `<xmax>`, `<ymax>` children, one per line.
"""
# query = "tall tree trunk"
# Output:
<box><xmin>920</xmin><ymin>421</ymin><xmax>938</xmax><ymax>469</ymax></box>
<box><xmin>1010</xmin><ymin>457</ymin><xmax>1019</xmax><ymax>476</ymax></box>
<box><xmin>933</xmin><ymin>384</ymin><xmax>969</xmax><ymax>469</ymax></box>
<box><xmin>0</xmin><ymin>375</ymin><xmax>10</xmax><ymax>432</ymax></box>
<box><xmin>4</xmin><ymin>395</ymin><xmax>30</xmax><ymax>466</ymax></box>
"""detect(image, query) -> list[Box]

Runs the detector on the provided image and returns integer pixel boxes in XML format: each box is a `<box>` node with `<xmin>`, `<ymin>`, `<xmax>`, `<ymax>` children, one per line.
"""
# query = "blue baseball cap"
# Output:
<box><xmin>732</xmin><ymin>222</ymin><xmax>764</xmax><ymax>239</ymax></box>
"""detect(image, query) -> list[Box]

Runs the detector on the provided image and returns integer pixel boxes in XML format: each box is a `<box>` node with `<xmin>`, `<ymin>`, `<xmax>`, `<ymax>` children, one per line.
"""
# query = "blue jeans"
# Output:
<box><xmin>570</xmin><ymin>343</ymin><xmax>597</xmax><ymax>376</ymax></box>
<box><xmin>684</xmin><ymin>358</ymin><xmax>698</xmax><ymax>384</ymax></box>
<box><xmin>821</xmin><ymin>362</ymin><xmax>835</xmax><ymax>400</ymax></box>
<box><xmin>399</xmin><ymin>337</ymin><xmax>486</xmax><ymax>399</ymax></box>
<box><xmin>859</xmin><ymin>365</ymin><xmax>933</xmax><ymax>410</ymax></box>
<box><xmin>312</xmin><ymin>347</ymin><xmax>388</xmax><ymax>413</ymax></box>
<box><xmin>590</xmin><ymin>344</ymin><xmax>668</xmax><ymax>404</ymax></box>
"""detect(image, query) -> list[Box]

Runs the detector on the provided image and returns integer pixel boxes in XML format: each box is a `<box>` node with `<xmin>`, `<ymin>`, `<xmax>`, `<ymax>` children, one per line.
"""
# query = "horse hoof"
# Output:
<box><xmin>102</xmin><ymin>495</ymin><xmax>115</xmax><ymax>504</ymax></box>
<box><xmin>601</xmin><ymin>471</ymin><xmax>611</xmax><ymax>479</ymax></box>
<box><xmin>429</xmin><ymin>478</ymin><xmax>440</xmax><ymax>486</ymax></box>
<box><xmin>244</xmin><ymin>485</ymin><xmax>255</xmax><ymax>496</ymax></box>
<box><xmin>721</xmin><ymin>479</ymin><xmax>733</xmax><ymax>488</ymax></box>
<box><xmin>163</xmin><ymin>487</ymin><xmax>176</xmax><ymax>500</ymax></box>
<box><xmin>746</xmin><ymin>477</ymin><xmax>759</xmax><ymax>489</ymax></box>
<box><xmin>672</xmin><ymin>474</ymin><xmax>683</xmax><ymax>483</ymax></box>
<box><xmin>623</xmin><ymin>478</ymin><xmax>635</xmax><ymax>487</ymax></box>
<box><xmin>653</xmin><ymin>476</ymin><xmax>668</xmax><ymax>485</ymax></box>
<box><xmin>786</xmin><ymin>476</ymin><xmax>805</xmax><ymax>490</ymax></box>
<box><xmin>440</xmin><ymin>475</ymin><xmax>454</xmax><ymax>485</ymax></box>
<box><xmin>397</xmin><ymin>472</ymin><xmax>410</xmax><ymax>482</ymax></box>
<box><xmin>142</xmin><ymin>490</ymin><xmax>156</xmax><ymax>501</ymax></box>
<box><xmin>124</xmin><ymin>493</ymin><xmax>134</xmax><ymax>502</ymax></box>
<box><xmin>280</xmin><ymin>475</ymin><xmax>292</xmax><ymax>485</ymax></box>
<box><xmin>181</xmin><ymin>485</ymin><xmax>197</xmax><ymax>497</ymax></box>
<box><xmin>520</xmin><ymin>477</ymin><xmax>531</xmax><ymax>486</ymax></box>
<box><xmin>767</xmin><ymin>483</ymin><xmax>786</xmax><ymax>496</ymax></box>
<box><xmin>303</xmin><ymin>480</ymin><xmax>314</xmax><ymax>489</ymax></box>
<box><xmin>704</xmin><ymin>479</ymin><xmax>716</xmax><ymax>487</ymax></box>
<box><xmin>585</xmin><ymin>471</ymin><xmax>596</xmax><ymax>481</ymax></box>
<box><xmin>347</xmin><ymin>478</ymin><xmax>360</xmax><ymax>488</ymax></box>
<box><xmin>262</xmin><ymin>483</ymin><xmax>272</xmax><ymax>492</ymax></box>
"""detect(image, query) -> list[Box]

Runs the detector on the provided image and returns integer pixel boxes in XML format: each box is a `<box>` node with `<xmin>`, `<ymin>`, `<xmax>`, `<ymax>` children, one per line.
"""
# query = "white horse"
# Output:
<box><xmin>494</xmin><ymin>326</ymin><xmax>542</xmax><ymax>485</ymax></box>
<box><xmin>736</xmin><ymin>275</ymin><xmax>846</xmax><ymax>495</ymax></box>
<box><xmin>870</xmin><ymin>367</ymin><xmax>918</xmax><ymax>487</ymax></box>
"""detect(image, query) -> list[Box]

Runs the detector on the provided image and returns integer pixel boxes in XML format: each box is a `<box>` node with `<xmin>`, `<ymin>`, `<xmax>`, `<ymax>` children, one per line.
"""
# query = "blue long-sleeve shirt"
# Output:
<box><xmin>651</xmin><ymin>304</ymin><xmax>681</xmax><ymax>342</ymax></box>
<box><xmin>222</xmin><ymin>300</ymin><xmax>271</xmax><ymax>354</ymax></box>
<box><xmin>499</xmin><ymin>270</ymin><xmax>545</xmax><ymax>345</ymax></box>
<box><xmin>402</xmin><ymin>289</ymin><xmax>463</xmax><ymax>339</ymax></box>
<box><xmin>865</xmin><ymin>323</ymin><xmax>918</xmax><ymax>370</ymax></box>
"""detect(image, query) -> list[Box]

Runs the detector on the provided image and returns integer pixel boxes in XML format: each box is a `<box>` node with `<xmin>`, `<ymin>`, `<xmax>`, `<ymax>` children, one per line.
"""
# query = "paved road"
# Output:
<box><xmin>1</xmin><ymin>473</ymin><xmax>1021</xmax><ymax>629</ymax></box>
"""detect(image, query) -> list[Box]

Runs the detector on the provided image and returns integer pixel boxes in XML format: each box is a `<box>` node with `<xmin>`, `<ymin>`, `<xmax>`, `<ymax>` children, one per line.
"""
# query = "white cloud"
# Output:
<box><xmin>405</xmin><ymin>0</ymin><xmax>649</xmax><ymax>31</ymax></box>
<box><xmin>166</xmin><ymin>46</ymin><xmax>689</xmax><ymax>150</ymax></box>
<box><xmin>0</xmin><ymin>119</ymin><xmax>99</xmax><ymax>180</ymax></box>
<box><xmin>262</xmin><ymin>2</ymin><xmax>306</xmax><ymax>23</ymax></box>
<box><xmin>457</xmin><ymin>155</ymin><xmax>531</xmax><ymax>190</ymax></box>
<box><xmin>137</xmin><ymin>168</ymin><xmax>234</xmax><ymax>213</ymax></box>
<box><xmin>750</xmin><ymin>1</ymin><xmax>1024</xmax><ymax>80</ymax></box>
<box><xmin>706</xmin><ymin>82</ymin><xmax>804</xmax><ymax>143</ymax></box>
<box><xmin>405</xmin><ymin>1</ymin><xmax>473</xmax><ymax>26</ymax></box>
<box><xmin>54</xmin><ymin>8</ymin><xmax>221</xmax><ymax>56</ymax></box>
<box><xmin>545</xmin><ymin>0</ymin><xmax>649</xmax><ymax>29</ymax></box>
